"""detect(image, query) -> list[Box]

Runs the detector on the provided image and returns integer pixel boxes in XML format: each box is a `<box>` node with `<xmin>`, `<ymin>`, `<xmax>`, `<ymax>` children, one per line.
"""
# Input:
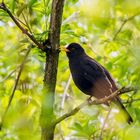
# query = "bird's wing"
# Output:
<box><xmin>102</xmin><ymin>67</ymin><xmax>118</xmax><ymax>92</ymax></box>
<box><xmin>83</xmin><ymin>57</ymin><xmax>133</xmax><ymax>123</ymax></box>
<box><xmin>83</xmin><ymin>57</ymin><xmax>114</xmax><ymax>99</ymax></box>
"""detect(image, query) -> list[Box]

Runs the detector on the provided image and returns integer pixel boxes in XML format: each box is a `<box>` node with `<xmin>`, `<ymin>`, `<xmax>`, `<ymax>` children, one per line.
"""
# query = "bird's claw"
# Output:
<box><xmin>87</xmin><ymin>96</ymin><xmax>93</xmax><ymax>105</ymax></box>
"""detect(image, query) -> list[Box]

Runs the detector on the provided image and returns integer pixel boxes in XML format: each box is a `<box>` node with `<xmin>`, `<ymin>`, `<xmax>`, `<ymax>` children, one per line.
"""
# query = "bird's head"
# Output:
<box><xmin>61</xmin><ymin>43</ymin><xmax>85</xmax><ymax>59</ymax></box>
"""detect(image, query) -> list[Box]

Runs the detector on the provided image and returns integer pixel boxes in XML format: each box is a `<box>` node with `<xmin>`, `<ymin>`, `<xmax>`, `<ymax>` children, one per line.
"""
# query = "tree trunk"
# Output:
<box><xmin>40</xmin><ymin>0</ymin><xmax>65</xmax><ymax>140</ymax></box>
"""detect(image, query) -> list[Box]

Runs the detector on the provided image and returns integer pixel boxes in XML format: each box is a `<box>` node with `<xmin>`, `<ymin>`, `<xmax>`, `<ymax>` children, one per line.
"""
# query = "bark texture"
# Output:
<box><xmin>40</xmin><ymin>0</ymin><xmax>65</xmax><ymax>140</ymax></box>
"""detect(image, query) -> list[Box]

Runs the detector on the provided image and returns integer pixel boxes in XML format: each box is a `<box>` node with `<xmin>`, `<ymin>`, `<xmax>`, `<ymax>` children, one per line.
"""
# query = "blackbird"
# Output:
<box><xmin>63</xmin><ymin>42</ymin><xmax>133</xmax><ymax>124</ymax></box>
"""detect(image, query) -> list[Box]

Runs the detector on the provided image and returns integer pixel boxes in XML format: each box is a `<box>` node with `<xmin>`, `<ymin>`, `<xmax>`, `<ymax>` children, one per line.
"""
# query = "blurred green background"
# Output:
<box><xmin>0</xmin><ymin>0</ymin><xmax>140</xmax><ymax>139</ymax></box>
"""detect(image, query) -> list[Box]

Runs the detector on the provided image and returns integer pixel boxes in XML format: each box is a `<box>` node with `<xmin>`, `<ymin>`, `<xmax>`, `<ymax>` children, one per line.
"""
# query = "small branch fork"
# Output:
<box><xmin>113</xmin><ymin>12</ymin><xmax>140</xmax><ymax>40</ymax></box>
<box><xmin>0</xmin><ymin>2</ymin><xmax>45</xmax><ymax>51</ymax></box>
<box><xmin>53</xmin><ymin>87</ymin><xmax>137</xmax><ymax>126</ymax></box>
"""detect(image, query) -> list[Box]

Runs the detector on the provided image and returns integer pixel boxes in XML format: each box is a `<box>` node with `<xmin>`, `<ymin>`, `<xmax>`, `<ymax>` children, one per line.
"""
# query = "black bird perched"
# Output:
<box><xmin>63</xmin><ymin>42</ymin><xmax>133</xmax><ymax>124</ymax></box>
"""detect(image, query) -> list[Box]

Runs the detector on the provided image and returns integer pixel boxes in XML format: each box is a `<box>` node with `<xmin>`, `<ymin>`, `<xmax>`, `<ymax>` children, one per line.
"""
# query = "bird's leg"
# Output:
<box><xmin>87</xmin><ymin>96</ymin><xmax>93</xmax><ymax>105</ymax></box>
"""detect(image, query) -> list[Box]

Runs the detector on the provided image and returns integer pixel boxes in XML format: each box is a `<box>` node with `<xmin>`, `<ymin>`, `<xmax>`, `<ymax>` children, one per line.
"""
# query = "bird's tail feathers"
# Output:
<box><xmin>114</xmin><ymin>97</ymin><xmax>133</xmax><ymax>124</ymax></box>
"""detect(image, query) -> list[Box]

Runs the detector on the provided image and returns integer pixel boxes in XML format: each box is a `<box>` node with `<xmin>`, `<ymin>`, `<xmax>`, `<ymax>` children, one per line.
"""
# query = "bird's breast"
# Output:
<box><xmin>69</xmin><ymin>61</ymin><xmax>93</xmax><ymax>95</ymax></box>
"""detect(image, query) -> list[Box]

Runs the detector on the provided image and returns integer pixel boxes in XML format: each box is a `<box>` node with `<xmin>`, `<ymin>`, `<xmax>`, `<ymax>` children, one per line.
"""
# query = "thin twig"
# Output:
<box><xmin>43</xmin><ymin>0</ymin><xmax>49</xmax><ymax>31</ymax></box>
<box><xmin>113</xmin><ymin>12</ymin><xmax>140</xmax><ymax>40</ymax></box>
<box><xmin>54</xmin><ymin>87</ymin><xmax>136</xmax><ymax>125</ymax></box>
<box><xmin>126</xmin><ymin>90</ymin><xmax>137</xmax><ymax>107</ymax></box>
<box><xmin>0</xmin><ymin>66</ymin><xmax>20</xmax><ymax>83</ymax></box>
<box><xmin>123</xmin><ymin>98</ymin><xmax>140</xmax><ymax>104</ymax></box>
<box><xmin>62</xmin><ymin>11</ymin><xmax>80</xmax><ymax>25</ymax></box>
<box><xmin>0</xmin><ymin>46</ymin><xmax>32</xmax><ymax>130</ymax></box>
<box><xmin>58</xmin><ymin>75</ymin><xmax>72</xmax><ymax>140</ymax></box>
<box><xmin>99</xmin><ymin>107</ymin><xmax>112</xmax><ymax>140</ymax></box>
<box><xmin>125</xmin><ymin>74</ymin><xmax>139</xmax><ymax>107</ymax></box>
<box><xmin>113</xmin><ymin>20</ymin><xmax>127</xmax><ymax>41</ymax></box>
<box><xmin>61</xmin><ymin>75</ymin><xmax>72</xmax><ymax>109</ymax></box>
<box><xmin>22</xmin><ymin>13</ymin><xmax>32</xmax><ymax>34</ymax></box>
<box><xmin>0</xmin><ymin>2</ymin><xmax>44</xmax><ymax>50</ymax></box>
<box><xmin>15</xmin><ymin>17</ymin><xmax>29</xmax><ymax>29</ymax></box>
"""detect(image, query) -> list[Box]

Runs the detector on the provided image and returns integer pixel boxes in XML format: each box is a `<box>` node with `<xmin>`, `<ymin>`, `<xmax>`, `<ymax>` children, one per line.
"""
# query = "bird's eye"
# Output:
<box><xmin>71</xmin><ymin>48</ymin><xmax>75</xmax><ymax>51</ymax></box>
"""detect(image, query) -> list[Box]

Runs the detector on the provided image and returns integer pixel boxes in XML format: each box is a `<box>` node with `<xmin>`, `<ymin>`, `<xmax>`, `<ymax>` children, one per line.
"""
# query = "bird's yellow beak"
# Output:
<box><xmin>60</xmin><ymin>47</ymin><xmax>70</xmax><ymax>52</ymax></box>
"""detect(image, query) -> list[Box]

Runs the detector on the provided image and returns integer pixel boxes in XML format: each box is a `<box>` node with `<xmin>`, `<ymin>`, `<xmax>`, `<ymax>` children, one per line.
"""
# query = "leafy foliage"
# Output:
<box><xmin>0</xmin><ymin>0</ymin><xmax>140</xmax><ymax>140</ymax></box>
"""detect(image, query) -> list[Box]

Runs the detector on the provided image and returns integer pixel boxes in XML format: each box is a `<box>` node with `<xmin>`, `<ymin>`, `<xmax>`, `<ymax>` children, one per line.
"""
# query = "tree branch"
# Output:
<box><xmin>0</xmin><ymin>46</ymin><xmax>32</xmax><ymax>130</ymax></box>
<box><xmin>0</xmin><ymin>2</ymin><xmax>44</xmax><ymax>50</ymax></box>
<box><xmin>113</xmin><ymin>12</ymin><xmax>140</xmax><ymax>40</ymax></box>
<box><xmin>54</xmin><ymin>87</ymin><xmax>137</xmax><ymax>125</ymax></box>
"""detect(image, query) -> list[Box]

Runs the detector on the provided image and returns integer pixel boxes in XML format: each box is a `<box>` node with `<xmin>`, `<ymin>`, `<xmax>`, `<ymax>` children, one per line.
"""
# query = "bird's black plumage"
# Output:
<box><xmin>65</xmin><ymin>43</ymin><xmax>133</xmax><ymax>124</ymax></box>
